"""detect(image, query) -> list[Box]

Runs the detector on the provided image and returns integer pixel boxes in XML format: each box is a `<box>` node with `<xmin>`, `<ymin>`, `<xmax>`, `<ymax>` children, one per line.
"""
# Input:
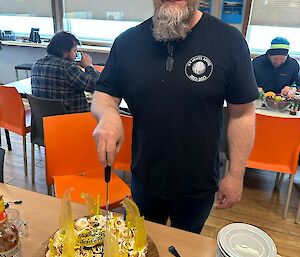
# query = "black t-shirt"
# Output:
<box><xmin>95</xmin><ymin>13</ymin><xmax>258</xmax><ymax>199</ymax></box>
<box><xmin>252</xmin><ymin>54</ymin><xmax>299</xmax><ymax>93</ymax></box>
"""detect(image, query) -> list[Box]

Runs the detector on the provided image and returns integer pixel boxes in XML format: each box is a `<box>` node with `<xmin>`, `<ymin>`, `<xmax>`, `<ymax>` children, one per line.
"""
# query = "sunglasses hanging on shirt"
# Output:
<box><xmin>166</xmin><ymin>41</ymin><xmax>174</xmax><ymax>72</ymax></box>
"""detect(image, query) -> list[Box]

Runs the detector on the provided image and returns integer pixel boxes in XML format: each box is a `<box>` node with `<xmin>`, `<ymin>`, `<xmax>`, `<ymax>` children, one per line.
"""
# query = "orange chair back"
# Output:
<box><xmin>0</xmin><ymin>87</ymin><xmax>28</xmax><ymax>135</ymax></box>
<box><xmin>94</xmin><ymin>65</ymin><xmax>105</xmax><ymax>72</ymax></box>
<box><xmin>114</xmin><ymin>114</ymin><xmax>133</xmax><ymax>172</ymax></box>
<box><xmin>43</xmin><ymin>112</ymin><xmax>131</xmax><ymax>206</ymax></box>
<box><xmin>43</xmin><ymin>112</ymin><xmax>99</xmax><ymax>186</ymax></box>
<box><xmin>247</xmin><ymin>114</ymin><xmax>300</xmax><ymax>174</ymax></box>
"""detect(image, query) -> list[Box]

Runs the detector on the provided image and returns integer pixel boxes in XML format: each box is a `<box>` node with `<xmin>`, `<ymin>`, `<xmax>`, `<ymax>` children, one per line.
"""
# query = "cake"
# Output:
<box><xmin>45</xmin><ymin>195</ymin><xmax>147</xmax><ymax>257</ymax></box>
<box><xmin>45</xmin><ymin>213</ymin><xmax>147</xmax><ymax>256</ymax></box>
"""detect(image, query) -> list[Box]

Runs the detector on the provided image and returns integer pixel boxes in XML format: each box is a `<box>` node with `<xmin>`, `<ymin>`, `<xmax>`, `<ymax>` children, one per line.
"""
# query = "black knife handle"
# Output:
<box><xmin>105</xmin><ymin>165</ymin><xmax>111</xmax><ymax>183</ymax></box>
<box><xmin>168</xmin><ymin>246</ymin><xmax>181</xmax><ymax>257</ymax></box>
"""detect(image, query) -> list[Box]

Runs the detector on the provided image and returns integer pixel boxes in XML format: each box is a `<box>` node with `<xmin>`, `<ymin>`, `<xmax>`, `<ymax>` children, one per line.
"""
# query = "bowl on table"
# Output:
<box><xmin>264</xmin><ymin>97</ymin><xmax>292</xmax><ymax>112</ymax></box>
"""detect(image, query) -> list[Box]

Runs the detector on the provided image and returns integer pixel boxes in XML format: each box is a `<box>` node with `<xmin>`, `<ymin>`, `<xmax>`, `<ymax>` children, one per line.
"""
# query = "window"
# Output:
<box><xmin>63</xmin><ymin>0</ymin><xmax>154</xmax><ymax>44</ymax></box>
<box><xmin>0</xmin><ymin>0</ymin><xmax>54</xmax><ymax>38</ymax></box>
<box><xmin>246</xmin><ymin>0</ymin><xmax>300</xmax><ymax>56</ymax></box>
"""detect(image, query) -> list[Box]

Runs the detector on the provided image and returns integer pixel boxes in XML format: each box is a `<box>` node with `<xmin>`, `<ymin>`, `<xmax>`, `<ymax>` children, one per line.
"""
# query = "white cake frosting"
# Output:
<box><xmin>45</xmin><ymin>214</ymin><xmax>148</xmax><ymax>257</ymax></box>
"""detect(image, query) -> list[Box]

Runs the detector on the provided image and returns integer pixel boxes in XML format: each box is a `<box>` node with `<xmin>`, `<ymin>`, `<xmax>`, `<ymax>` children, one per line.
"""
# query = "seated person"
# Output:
<box><xmin>252</xmin><ymin>37</ymin><xmax>299</xmax><ymax>97</ymax></box>
<box><xmin>31</xmin><ymin>31</ymin><xmax>100</xmax><ymax>113</ymax></box>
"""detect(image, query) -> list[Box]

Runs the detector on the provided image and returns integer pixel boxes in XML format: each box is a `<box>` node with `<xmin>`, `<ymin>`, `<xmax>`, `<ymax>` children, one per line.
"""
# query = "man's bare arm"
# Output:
<box><xmin>91</xmin><ymin>91</ymin><xmax>124</xmax><ymax>166</ymax></box>
<box><xmin>216</xmin><ymin>102</ymin><xmax>255</xmax><ymax>208</ymax></box>
<box><xmin>227</xmin><ymin>102</ymin><xmax>255</xmax><ymax>178</ymax></box>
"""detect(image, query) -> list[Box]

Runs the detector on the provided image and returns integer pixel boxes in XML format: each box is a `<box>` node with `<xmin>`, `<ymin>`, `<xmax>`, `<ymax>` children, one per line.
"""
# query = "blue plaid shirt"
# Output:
<box><xmin>31</xmin><ymin>55</ymin><xmax>100</xmax><ymax>113</ymax></box>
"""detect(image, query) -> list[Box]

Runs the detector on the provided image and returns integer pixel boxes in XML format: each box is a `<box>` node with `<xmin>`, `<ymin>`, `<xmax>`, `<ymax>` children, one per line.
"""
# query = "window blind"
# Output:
<box><xmin>64</xmin><ymin>0</ymin><xmax>154</xmax><ymax>21</ymax></box>
<box><xmin>0</xmin><ymin>0</ymin><xmax>52</xmax><ymax>17</ymax></box>
<box><xmin>250</xmin><ymin>0</ymin><xmax>300</xmax><ymax>27</ymax></box>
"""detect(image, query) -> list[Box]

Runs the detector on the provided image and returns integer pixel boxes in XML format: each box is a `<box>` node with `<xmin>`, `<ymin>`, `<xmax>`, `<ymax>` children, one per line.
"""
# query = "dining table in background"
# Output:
<box><xmin>1</xmin><ymin>63</ymin><xmax>104</xmax><ymax>95</ymax></box>
<box><xmin>2</xmin><ymin>77</ymin><xmax>299</xmax><ymax>119</ymax></box>
<box><xmin>2</xmin><ymin>77</ymin><xmax>32</xmax><ymax>95</ymax></box>
<box><xmin>0</xmin><ymin>183</ymin><xmax>218</xmax><ymax>257</ymax></box>
<box><xmin>255</xmin><ymin>107</ymin><xmax>300</xmax><ymax>118</ymax></box>
<box><xmin>1</xmin><ymin>77</ymin><xmax>129</xmax><ymax>111</ymax></box>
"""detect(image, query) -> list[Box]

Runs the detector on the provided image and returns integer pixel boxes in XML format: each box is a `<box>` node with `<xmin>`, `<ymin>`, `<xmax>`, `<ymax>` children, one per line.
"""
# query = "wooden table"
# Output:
<box><xmin>0</xmin><ymin>183</ymin><xmax>217</xmax><ymax>257</ymax></box>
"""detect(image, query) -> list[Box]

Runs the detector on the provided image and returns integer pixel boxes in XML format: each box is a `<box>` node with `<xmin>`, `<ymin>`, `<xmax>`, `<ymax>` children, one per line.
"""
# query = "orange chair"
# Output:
<box><xmin>0</xmin><ymin>87</ymin><xmax>31</xmax><ymax>175</ymax></box>
<box><xmin>246</xmin><ymin>113</ymin><xmax>300</xmax><ymax>218</ymax></box>
<box><xmin>94</xmin><ymin>65</ymin><xmax>105</xmax><ymax>73</ymax></box>
<box><xmin>43</xmin><ymin>112</ymin><xmax>131</xmax><ymax>208</ymax></box>
<box><xmin>113</xmin><ymin>114</ymin><xmax>133</xmax><ymax>172</ymax></box>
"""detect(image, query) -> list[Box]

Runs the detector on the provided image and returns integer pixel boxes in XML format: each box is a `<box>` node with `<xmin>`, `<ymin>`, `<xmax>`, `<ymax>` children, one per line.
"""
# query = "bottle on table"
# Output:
<box><xmin>0</xmin><ymin>195</ymin><xmax>22</xmax><ymax>256</ymax></box>
<box><xmin>290</xmin><ymin>96</ymin><xmax>300</xmax><ymax>116</ymax></box>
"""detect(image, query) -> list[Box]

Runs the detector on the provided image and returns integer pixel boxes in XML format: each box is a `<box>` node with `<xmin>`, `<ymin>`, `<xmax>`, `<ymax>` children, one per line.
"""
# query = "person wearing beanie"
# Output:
<box><xmin>252</xmin><ymin>37</ymin><xmax>299</xmax><ymax>96</ymax></box>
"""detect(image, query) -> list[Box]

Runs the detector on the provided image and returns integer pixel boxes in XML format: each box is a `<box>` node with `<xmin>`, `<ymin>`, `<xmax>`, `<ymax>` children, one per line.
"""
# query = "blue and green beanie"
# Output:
<box><xmin>267</xmin><ymin>37</ymin><xmax>290</xmax><ymax>56</ymax></box>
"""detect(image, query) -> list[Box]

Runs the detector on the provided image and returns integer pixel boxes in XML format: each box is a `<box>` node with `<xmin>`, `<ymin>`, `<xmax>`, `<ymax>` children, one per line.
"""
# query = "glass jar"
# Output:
<box><xmin>0</xmin><ymin>195</ymin><xmax>22</xmax><ymax>256</ymax></box>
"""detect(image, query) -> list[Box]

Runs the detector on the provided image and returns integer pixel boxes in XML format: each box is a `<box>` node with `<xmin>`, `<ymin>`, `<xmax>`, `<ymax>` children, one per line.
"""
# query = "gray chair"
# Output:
<box><xmin>0</xmin><ymin>147</ymin><xmax>5</xmax><ymax>183</ymax></box>
<box><xmin>0</xmin><ymin>129</ymin><xmax>12</xmax><ymax>151</ymax></box>
<box><xmin>296</xmin><ymin>194</ymin><xmax>300</xmax><ymax>224</ymax></box>
<box><xmin>25</xmin><ymin>94</ymin><xmax>67</xmax><ymax>183</ymax></box>
<box><xmin>15</xmin><ymin>63</ymin><xmax>33</xmax><ymax>80</ymax></box>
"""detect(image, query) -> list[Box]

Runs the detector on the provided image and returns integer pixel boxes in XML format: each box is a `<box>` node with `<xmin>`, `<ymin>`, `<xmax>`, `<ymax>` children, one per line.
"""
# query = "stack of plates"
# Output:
<box><xmin>216</xmin><ymin>223</ymin><xmax>277</xmax><ymax>257</ymax></box>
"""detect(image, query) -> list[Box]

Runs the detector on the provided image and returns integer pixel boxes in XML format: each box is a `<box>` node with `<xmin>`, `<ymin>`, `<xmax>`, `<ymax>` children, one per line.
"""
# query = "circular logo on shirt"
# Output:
<box><xmin>185</xmin><ymin>55</ymin><xmax>213</xmax><ymax>83</ymax></box>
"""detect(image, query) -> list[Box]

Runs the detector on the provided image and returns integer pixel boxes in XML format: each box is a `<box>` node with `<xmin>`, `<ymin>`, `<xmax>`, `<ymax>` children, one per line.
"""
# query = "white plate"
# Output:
<box><xmin>217</xmin><ymin>239</ymin><xmax>230</xmax><ymax>257</ymax></box>
<box><xmin>217</xmin><ymin>223</ymin><xmax>277</xmax><ymax>257</ymax></box>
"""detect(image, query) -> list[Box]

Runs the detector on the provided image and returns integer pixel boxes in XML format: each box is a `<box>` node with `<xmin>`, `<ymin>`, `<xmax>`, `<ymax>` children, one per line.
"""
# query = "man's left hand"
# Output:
<box><xmin>215</xmin><ymin>173</ymin><xmax>243</xmax><ymax>209</ymax></box>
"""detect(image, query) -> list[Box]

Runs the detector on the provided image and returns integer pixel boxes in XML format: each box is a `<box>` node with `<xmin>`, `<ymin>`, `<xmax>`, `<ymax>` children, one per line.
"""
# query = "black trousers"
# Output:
<box><xmin>131</xmin><ymin>175</ymin><xmax>215</xmax><ymax>234</ymax></box>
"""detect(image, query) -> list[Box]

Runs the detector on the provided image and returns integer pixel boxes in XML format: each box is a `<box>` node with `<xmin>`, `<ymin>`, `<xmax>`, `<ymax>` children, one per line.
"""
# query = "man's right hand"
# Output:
<box><xmin>92</xmin><ymin>111</ymin><xmax>124</xmax><ymax>167</ymax></box>
<box><xmin>80</xmin><ymin>52</ymin><xmax>93</xmax><ymax>68</ymax></box>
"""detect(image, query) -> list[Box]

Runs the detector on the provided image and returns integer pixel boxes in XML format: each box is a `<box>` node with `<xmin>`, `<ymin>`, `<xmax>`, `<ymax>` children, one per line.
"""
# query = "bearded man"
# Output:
<box><xmin>91</xmin><ymin>0</ymin><xmax>258</xmax><ymax>233</ymax></box>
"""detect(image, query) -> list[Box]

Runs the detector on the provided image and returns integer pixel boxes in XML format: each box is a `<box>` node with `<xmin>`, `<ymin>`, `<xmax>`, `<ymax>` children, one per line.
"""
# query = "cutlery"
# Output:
<box><xmin>105</xmin><ymin>164</ymin><xmax>111</xmax><ymax>226</ymax></box>
<box><xmin>168</xmin><ymin>245</ymin><xmax>182</xmax><ymax>257</ymax></box>
<box><xmin>4</xmin><ymin>200</ymin><xmax>22</xmax><ymax>209</ymax></box>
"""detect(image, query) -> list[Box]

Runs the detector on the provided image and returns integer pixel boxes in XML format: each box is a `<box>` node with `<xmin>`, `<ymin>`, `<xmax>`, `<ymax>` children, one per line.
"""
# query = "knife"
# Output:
<box><xmin>105</xmin><ymin>163</ymin><xmax>111</xmax><ymax>226</ymax></box>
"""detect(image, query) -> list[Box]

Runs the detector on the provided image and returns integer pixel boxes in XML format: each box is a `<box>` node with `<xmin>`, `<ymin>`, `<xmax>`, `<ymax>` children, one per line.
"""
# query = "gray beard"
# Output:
<box><xmin>152</xmin><ymin>3</ymin><xmax>198</xmax><ymax>42</ymax></box>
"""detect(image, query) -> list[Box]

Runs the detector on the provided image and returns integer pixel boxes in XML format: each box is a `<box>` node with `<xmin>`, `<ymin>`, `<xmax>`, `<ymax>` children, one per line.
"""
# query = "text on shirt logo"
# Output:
<box><xmin>185</xmin><ymin>55</ymin><xmax>213</xmax><ymax>83</ymax></box>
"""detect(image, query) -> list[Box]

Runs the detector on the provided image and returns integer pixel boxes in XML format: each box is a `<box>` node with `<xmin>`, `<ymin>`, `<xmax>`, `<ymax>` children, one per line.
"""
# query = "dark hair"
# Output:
<box><xmin>46</xmin><ymin>31</ymin><xmax>80</xmax><ymax>57</ymax></box>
